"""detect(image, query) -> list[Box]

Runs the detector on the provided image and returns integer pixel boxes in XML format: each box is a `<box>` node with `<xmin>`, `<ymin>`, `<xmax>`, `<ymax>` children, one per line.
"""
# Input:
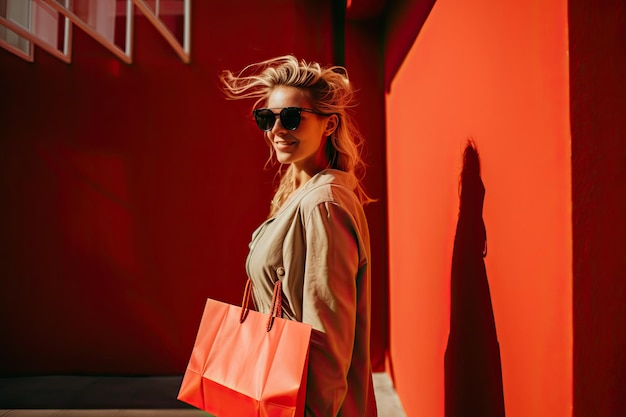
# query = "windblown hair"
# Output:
<box><xmin>220</xmin><ymin>55</ymin><xmax>373</xmax><ymax>217</ymax></box>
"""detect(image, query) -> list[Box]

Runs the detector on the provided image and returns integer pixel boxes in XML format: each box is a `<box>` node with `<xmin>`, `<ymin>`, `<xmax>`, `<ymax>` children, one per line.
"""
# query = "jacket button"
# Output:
<box><xmin>276</xmin><ymin>266</ymin><xmax>285</xmax><ymax>277</ymax></box>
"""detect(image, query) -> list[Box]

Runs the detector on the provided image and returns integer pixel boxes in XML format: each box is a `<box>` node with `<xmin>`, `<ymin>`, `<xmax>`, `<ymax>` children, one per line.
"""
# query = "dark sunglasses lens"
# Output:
<box><xmin>254</xmin><ymin>109</ymin><xmax>275</xmax><ymax>131</ymax></box>
<box><xmin>280</xmin><ymin>108</ymin><xmax>301</xmax><ymax>130</ymax></box>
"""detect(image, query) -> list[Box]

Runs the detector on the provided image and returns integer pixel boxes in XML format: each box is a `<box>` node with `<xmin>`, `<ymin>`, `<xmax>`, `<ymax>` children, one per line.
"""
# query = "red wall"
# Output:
<box><xmin>385</xmin><ymin>0</ymin><xmax>572</xmax><ymax>416</ymax></box>
<box><xmin>0</xmin><ymin>0</ymin><xmax>388</xmax><ymax>375</ymax></box>
<box><xmin>570</xmin><ymin>0</ymin><xmax>626</xmax><ymax>415</ymax></box>
<box><xmin>345</xmin><ymin>14</ymin><xmax>389</xmax><ymax>373</ymax></box>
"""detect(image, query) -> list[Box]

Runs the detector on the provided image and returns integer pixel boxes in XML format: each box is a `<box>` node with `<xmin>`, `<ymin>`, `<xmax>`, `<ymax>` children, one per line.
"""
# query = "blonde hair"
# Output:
<box><xmin>220</xmin><ymin>55</ymin><xmax>373</xmax><ymax>217</ymax></box>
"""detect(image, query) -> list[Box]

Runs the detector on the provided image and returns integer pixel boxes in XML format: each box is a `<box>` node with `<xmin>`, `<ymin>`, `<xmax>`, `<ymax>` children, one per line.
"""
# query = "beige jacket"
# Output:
<box><xmin>246</xmin><ymin>169</ymin><xmax>377</xmax><ymax>417</ymax></box>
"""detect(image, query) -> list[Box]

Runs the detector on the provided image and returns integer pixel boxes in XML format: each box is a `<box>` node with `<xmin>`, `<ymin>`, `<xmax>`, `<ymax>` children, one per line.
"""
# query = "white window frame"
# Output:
<box><xmin>0</xmin><ymin>0</ymin><xmax>72</xmax><ymax>63</ymax></box>
<box><xmin>0</xmin><ymin>0</ymin><xmax>191</xmax><ymax>64</ymax></box>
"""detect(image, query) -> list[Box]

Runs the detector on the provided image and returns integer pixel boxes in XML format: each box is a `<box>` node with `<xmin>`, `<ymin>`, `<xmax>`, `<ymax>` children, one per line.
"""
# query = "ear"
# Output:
<box><xmin>324</xmin><ymin>114</ymin><xmax>339</xmax><ymax>137</ymax></box>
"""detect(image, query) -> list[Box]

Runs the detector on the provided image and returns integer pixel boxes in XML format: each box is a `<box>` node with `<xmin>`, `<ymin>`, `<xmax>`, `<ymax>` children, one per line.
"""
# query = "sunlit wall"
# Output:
<box><xmin>386</xmin><ymin>0</ymin><xmax>572</xmax><ymax>416</ymax></box>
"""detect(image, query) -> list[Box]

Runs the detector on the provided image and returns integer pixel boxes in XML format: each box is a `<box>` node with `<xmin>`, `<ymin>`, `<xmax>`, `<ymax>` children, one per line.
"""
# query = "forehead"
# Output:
<box><xmin>266</xmin><ymin>86</ymin><xmax>311</xmax><ymax>108</ymax></box>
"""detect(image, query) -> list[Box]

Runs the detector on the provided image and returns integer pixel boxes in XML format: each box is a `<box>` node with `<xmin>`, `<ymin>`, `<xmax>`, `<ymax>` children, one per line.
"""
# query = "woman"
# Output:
<box><xmin>220</xmin><ymin>55</ymin><xmax>377</xmax><ymax>416</ymax></box>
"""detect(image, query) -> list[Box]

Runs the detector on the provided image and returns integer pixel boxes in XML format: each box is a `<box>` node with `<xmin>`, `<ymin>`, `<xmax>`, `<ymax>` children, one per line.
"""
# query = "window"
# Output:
<box><xmin>0</xmin><ymin>0</ymin><xmax>190</xmax><ymax>63</ymax></box>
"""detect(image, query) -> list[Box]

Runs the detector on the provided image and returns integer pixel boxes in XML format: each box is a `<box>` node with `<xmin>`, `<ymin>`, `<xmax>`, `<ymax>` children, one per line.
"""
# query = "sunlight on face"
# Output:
<box><xmin>265</xmin><ymin>86</ymin><xmax>330</xmax><ymax>175</ymax></box>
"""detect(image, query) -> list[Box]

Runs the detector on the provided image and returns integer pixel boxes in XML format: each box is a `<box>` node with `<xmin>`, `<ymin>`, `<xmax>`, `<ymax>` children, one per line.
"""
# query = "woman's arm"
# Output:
<box><xmin>302</xmin><ymin>201</ymin><xmax>360</xmax><ymax>416</ymax></box>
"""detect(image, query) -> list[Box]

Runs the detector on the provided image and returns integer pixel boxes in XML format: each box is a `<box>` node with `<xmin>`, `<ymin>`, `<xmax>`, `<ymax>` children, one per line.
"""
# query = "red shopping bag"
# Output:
<box><xmin>178</xmin><ymin>279</ymin><xmax>312</xmax><ymax>417</ymax></box>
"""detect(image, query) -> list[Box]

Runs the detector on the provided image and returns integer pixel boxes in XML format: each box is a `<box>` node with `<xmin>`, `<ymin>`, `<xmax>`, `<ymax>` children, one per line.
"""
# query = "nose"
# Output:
<box><xmin>270</xmin><ymin>114</ymin><xmax>287</xmax><ymax>135</ymax></box>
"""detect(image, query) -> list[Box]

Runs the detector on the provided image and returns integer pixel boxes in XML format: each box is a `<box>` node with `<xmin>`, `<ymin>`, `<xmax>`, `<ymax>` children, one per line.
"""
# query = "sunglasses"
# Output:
<box><xmin>253</xmin><ymin>107</ymin><xmax>329</xmax><ymax>132</ymax></box>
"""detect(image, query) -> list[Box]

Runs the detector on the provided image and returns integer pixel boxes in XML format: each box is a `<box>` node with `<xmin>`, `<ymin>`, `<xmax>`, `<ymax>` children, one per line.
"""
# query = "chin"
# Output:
<box><xmin>275</xmin><ymin>154</ymin><xmax>293</xmax><ymax>165</ymax></box>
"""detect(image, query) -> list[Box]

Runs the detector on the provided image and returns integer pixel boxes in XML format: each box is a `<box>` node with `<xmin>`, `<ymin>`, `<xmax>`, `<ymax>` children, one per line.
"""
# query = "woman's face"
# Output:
<box><xmin>264</xmin><ymin>86</ymin><xmax>334</xmax><ymax>173</ymax></box>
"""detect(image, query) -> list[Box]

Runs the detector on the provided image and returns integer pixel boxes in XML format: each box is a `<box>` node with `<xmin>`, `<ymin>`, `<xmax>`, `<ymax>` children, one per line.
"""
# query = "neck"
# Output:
<box><xmin>292</xmin><ymin>166</ymin><xmax>320</xmax><ymax>189</ymax></box>
<box><xmin>292</xmin><ymin>141</ymin><xmax>331</xmax><ymax>188</ymax></box>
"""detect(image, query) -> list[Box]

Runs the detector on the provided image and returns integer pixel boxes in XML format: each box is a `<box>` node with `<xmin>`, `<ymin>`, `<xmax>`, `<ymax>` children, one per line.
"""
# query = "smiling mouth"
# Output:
<box><xmin>275</xmin><ymin>140</ymin><xmax>297</xmax><ymax>146</ymax></box>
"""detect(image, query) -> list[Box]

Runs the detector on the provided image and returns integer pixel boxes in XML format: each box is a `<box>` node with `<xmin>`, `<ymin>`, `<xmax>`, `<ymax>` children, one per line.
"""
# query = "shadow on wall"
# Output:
<box><xmin>444</xmin><ymin>141</ymin><xmax>506</xmax><ymax>417</ymax></box>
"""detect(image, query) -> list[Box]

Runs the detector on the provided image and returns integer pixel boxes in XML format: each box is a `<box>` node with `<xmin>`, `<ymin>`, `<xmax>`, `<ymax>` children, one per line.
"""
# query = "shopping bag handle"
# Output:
<box><xmin>239</xmin><ymin>278</ymin><xmax>253</xmax><ymax>323</ymax></box>
<box><xmin>239</xmin><ymin>278</ymin><xmax>283</xmax><ymax>332</ymax></box>
<box><xmin>267</xmin><ymin>280</ymin><xmax>283</xmax><ymax>332</ymax></box>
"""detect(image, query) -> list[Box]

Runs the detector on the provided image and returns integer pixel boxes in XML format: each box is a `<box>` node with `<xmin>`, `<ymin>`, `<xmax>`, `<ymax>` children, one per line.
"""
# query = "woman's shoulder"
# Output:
<box><xmin>297</xmin><ymin>170</ymin><xmax>361</xmax><ymax>213</ymax></box>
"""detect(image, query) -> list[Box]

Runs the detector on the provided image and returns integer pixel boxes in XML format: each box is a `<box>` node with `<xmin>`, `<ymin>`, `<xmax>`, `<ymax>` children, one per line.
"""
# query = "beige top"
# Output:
<box><xmin>246</xmin><ymin>169</ymin><xmax>377</xmax><ymax>417</ymax></box>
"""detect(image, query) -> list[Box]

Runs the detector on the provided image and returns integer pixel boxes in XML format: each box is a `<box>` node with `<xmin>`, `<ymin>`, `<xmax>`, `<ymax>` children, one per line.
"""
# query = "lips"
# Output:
<box><xmin>274</xmin><ymin>140</ymin><xmax>297</xmax><ymax>150</ymax></box>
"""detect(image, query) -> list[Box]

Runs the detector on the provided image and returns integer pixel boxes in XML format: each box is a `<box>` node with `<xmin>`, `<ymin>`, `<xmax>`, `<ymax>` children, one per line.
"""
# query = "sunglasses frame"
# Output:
<box><xmin>252</xmin><ymin>107</ymin><xmax>328</xmax><ymax>132</ymax></box>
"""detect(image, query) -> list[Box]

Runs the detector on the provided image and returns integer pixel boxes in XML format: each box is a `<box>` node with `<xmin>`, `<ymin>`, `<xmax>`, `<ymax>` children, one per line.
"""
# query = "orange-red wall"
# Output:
<box><xmin>386</xmin><ymin>1</ymin><xmax>572</xmax><ymax>416</ymax></box>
